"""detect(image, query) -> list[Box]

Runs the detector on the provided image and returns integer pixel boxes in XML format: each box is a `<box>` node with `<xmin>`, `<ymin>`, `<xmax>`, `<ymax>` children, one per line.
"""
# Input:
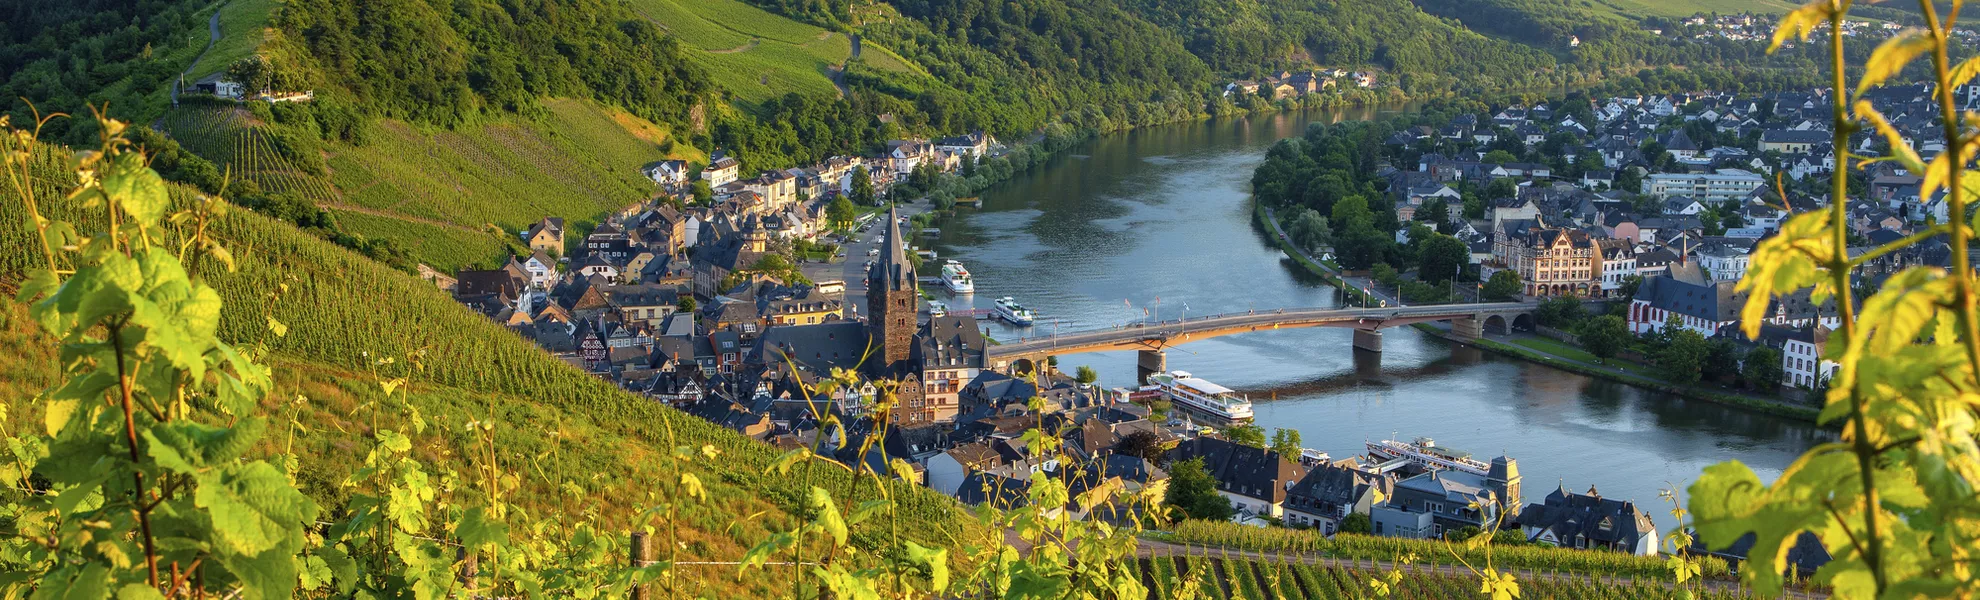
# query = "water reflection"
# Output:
<box><xmin>933</xmin><ymin>109</ymin><xmax>1830</xmax><ymax>506</ymax></box>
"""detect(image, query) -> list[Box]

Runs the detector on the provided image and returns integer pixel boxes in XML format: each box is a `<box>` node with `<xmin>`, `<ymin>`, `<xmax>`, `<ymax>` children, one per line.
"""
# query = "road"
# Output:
<box><xmin>172</xmin><ymin>4</ymin><xmax>226</xmax><ymax>105</ymax></box>
<box><xmin>798</xmin><ymin>201</ymin><xmax>938</xmax><ymax>320</ymax></box>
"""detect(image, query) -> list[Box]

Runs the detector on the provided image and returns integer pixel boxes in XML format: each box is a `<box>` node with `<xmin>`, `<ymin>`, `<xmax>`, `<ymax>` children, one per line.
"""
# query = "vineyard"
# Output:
<box><xmin>157</xmin><ymin>104</ymin><xmax>340</xmax><ymax>207</ymax></box>
<box><xmin>1130</xmin><ymin>555</ymin><xmax>1777</xmax><ymax>600</ymax></box>
<box><xmin>0</xmin><ymin>138</ymin><xmax>978</xmax><ymax>596</ymax></box>
<box><xmin>1162</xmin><ymin>520</ymin><xmax>1734</xmax><ymax>580</ymax></box>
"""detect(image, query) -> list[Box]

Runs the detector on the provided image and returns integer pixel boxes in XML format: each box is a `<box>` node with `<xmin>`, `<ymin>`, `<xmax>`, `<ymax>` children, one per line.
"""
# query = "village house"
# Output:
<box><xmin>1166</xmin><ymin>437</ymin><xmax>1309</xmax><ymax>521</ymax></box>
<box><xmin>1282</xmin><ymin>461</ymin><xmax>1395</xmax><ymax>534</ymax></box>
<box><xmin>1371</xmin><ymin>458</ymin><xmax>1521</xmax><ymax>540</ymax></box>
<box><xmin>1516</xmin><ymin>485</ymin><xmax>1659</xmax><ymax>556</ymax></box>
<box><xmin>703</xmin><ymin>152</ymin><xmax>741</xmax><ymax>188</ymax></box>
<box><xmin>525</xmin><ymin>217</ymin><xmax>565</xmax><ymax>255</ymax></box>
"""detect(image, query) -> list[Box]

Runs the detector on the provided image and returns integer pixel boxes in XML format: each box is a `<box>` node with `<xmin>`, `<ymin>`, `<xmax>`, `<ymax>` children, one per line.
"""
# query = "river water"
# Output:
<box><xmin>929</xmin><ymin>108</ymin><xmax>1829</xmax><ymax>508</ymax></box>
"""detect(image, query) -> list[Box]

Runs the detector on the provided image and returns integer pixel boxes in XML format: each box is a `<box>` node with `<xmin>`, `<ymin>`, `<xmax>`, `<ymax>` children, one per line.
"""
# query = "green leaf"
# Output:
<box><xmin>848</xmin><ymin>499</ymin><xmax>892</xmax><ymax>526</ymax></box>
<box><xmin>104</xmin><ymin>153</ymin><xmax>171</xmax><ymax>227</ymax></box>
<box><xmin>737</xmin><ymin>532</ymin><xmax>795</xmax><ymax>577</ymax></box>
<box><xmin>113</xmin><ymin>585</ymin><xmax>164</xmax><ymax>600</ymax></box>
<box><xmin>43</xmin><ymin>398</ymin><xmax>80</xmax><ymax>437</ymax></box>
<box><xmin>678</xmin><ymin>472</ymin><xmax>705</xmax><ymax>501</ymax></box>
<box><xmin>807</xmin><ymin>486</ymin><xmax>847</xmax><ymax>546</ymax></box>
<box><xmin>1950</xmin><ymin>54</ymin><xmax>1980</xmax><ymax>89</ymax></box>
<box><xmin>377</xmin><ymin>429</ymin><xmax>411</xmax><ymax>454</ymax></box>
<box><xmin>195</xmin><ymin>461</ymin><xmax>318</xmax><ymax>556</ymax></box>
<box><xmin>767</xmin><ymin>447</ymin><xmax>811</xmax><ymax>475</ymax></box>
<box><xmin>1855</xmin><ymin>30</ymin><xmax>1932</xmax><ymax>98</ymax></box>
<box><xmin>903</xmin><ymin>540</ymin><xmax>950</xmax><ymax>591</ymax></box>
<box><xmin>266</xmin><ymin>317</ymin><xmax>287</xmax><ymax>338</ymax></box>
<box><xmin>144</xmin><ymin>418</ymin><xmax>267</xmax><ymax>475</ymax></box>
<box><xmin>1852</xmin><ymin>267</ymin><xmax>1953</xmax><ymax>357</ymax></box>
<box><xmin>1769</xmin><ymin>1</ymin><xmax>1833</xmax><ymax>53</ymax></box>
<box><xmin>455</xmin><ymin>506</ymin><xmax>509</xmax><ymax>549</ymax></box>
<box><xmin>1854</xmin><ymin>102</ymin><xmax>1926</xmax><ymax>173</ymax></box>
<box><xmin>31</xmin><ymin>564</ymin><xmax>111</xmax><ymax>600</ymax></box>
<box><xmin>1737</xmin><ymin>209</ymin><xmax>1829</xmax><ymax>339</ymax></box>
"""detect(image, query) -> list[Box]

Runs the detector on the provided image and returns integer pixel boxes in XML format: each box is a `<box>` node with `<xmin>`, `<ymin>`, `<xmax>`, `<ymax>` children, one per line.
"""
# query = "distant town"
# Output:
<box><xmin>408</xmin><ymin>79</ymin><xmax>1979</xmax><ymax>577</ymax></box>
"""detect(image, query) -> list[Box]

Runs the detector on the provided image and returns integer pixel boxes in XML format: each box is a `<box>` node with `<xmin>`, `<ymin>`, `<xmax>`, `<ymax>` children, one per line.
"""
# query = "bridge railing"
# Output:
<box><xmin>993</xmin><ymin>302</ymin><xmax>1535</xmax><ymax>350</ymax></box>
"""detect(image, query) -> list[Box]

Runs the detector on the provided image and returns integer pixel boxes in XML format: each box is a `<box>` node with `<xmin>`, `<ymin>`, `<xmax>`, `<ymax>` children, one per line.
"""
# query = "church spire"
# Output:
<box><xmin>870</xmin><ymin>205</ymin><xmax>913</xmax><ymax>292</ymax></box>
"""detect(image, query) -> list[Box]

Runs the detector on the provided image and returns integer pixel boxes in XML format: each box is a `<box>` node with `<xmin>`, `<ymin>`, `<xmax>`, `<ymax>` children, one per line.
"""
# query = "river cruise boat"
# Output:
<box><xmin>940</xmin><ymin>260</ymin><xmax>975</xmax><ymax>293</ymax></box>
<box><xmin>993</xmin><ymin>296</ymin><xmax>1035</xmax><ymax>325</ymax></box>
<box><xmin>1366</xmin><ymin>437</ymin><xmax>1491</xmax><ymax>476</ymax></box>
<box><xmin>926</xmin><ymin>300</ymin><xmax>948</xmax><ymax>318</ymax></box>
<box><xmin>1144</xmin><ymin>371</ymin><xmax>1254</xmax><ymax>422</ymax></box>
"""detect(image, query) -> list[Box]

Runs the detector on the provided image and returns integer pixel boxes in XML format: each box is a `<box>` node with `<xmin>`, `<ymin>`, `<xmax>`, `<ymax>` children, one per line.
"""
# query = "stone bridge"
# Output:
<box><xmin>984</xmin><ymin>302</ymin><xmax>1539</xmax><ymax>376</ymax></box>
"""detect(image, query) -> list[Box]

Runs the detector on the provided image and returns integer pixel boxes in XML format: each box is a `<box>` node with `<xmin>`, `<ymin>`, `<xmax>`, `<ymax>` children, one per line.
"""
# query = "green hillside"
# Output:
<box><xmin>155</xmin><ymin>97</ymin><xmax>704</xmax><ymax>271</ymax></box>
<box><xmin>0</xmin><ymin>138</ymin><xmax>981</xmax><ymax>596</ymax></box>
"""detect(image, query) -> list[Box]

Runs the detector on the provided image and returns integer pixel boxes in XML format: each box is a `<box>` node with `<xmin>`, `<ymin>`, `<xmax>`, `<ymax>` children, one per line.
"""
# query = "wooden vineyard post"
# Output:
<box><xmin>629</xmin><ymin>531</ymin><xmax>652</xmax><ymax>600</ymax></box>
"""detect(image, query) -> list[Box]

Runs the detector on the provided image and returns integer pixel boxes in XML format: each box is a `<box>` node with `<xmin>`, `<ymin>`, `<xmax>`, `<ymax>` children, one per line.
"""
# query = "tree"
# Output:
<box><xmin>1482</xmin><ymin>270</ymin><xmax>1522</xmax><ymax>300</ymax></box>
<box><xmin>1269</xmin><ymin>428</ymin><xmax>1303</xmax><ymax>459</ymax></box>
<box><xmin>1115</xmin><ymin>430</ymin><xmax>1167</xmax><ymax>463</ymax></box>
<box><xmin>1462</xmin><ymin>194</ymin><xmax>1487</xmax><ymax>220</ymax></box>
<box><xmin>1577</xmin><ymin>315</ymin><xmax>1631</xmax><ymax>362</ymax></box>
<box><xmin>1075</xmin><ymin>365</ymin><xmax>1098</xmax><ymax>385</ymax></box>
<box><xmin>1741</xmin><ymin>346</ymin><xmax>1782</xmax><ymax>392</ymax></box>
<box><xmin>1703</xmin><ymin>339</ymin><xmax>1743</xmax><ymax>382</ymax></box>
<box><xmin>1536</xmin><ymin>296</ymin><xmax>1586</xmax><ymax>328</ymax></box>
<box><xmin>1659</xmin><ymin>328</ymin><xmax>1709</xmax><ymax>385</ymax></box>
<box><xmin>1481</xmin><ymin>149</ymin><xmax>1518</xmax><ymax>164</ymax></box>
<box><xmin>850</xmin><ymin>168</ymin><xmax>877</xmax><ymax>205</ymax></box>
<box><xmin>1618</xmin><ymin>275</ymin><xmax>1644</xmax><ymax>303</ymax></box>
<box><xmin>1335</xmin><ymin>226</ymin><xmax>1392</xmax><ymax>271</ymax></box>
<box><xmin>1164</xmin><ymin>458</ymin><xmax>1236</xmax><ymax>522</ymax></box>
<box><xmin>1485</xmin><ymin>177</ymin><xmax>1518</xmax><ymax>200</ymax></box>
<box><xmin>1339</xmin><ymin>513</ymin><xmax>1372</xmax><ymax>534</ymax></box>
<box><xmin>1287</xmin><ymin>210</ymin><xmax>1333</xmax><ymax>252</ymax></box>
<box><xmin>1419</xmin><ymin>198</ymin><xmax>1450</xmax><ymax>228</ymax></box>
<box><xmin>677</xmin><ymin>297</ymin><xmax>697</xmax><ymax>313</ymax></box>
<box><xmin>690</xmin><ymin>180</ymin><xmax>712</xmax><ymax>205</ymax></box>
<box><xmin>828</xmin><ymin>196</ymin><xmax>858</xmax><ymax>229</ymax></box>
<box><xmin>1418</xmin><ymin>234</ymin><xmax>1469</xmax><ymax>284</ymax></box>
<box><xmin>226</xmin><ymin>55</ymin><xmax>271</xmax><ymax>92</ymax></box>
<box><xmin>1614</xmin><ymin>168</ymin><xmax>1643</xmax><ymax>194</ymax></box>
<box><xmin>1330</xmin><ymin>194</ymin><xmax>1374</xmax><ymax>233</ymax></box>
<box><xmin>1222</xmin><ymin>424</ymin><xmax>1267</xmax><ymax>449</ymax></box>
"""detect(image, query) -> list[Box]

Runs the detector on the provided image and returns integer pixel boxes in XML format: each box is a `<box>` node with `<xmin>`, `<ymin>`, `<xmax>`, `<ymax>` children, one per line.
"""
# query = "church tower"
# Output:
<box><xmin>867</xmin><ymin>206</ymin><xmax>918</xmax><ymax>369</ymax></box>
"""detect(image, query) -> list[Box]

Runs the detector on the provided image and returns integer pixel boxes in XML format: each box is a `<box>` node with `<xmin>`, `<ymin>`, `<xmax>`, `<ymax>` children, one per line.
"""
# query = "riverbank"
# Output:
<box><xmin>1251</xmin><ymin>198</ymin><xmax>1825</xmax><ymax>424</ymax></box>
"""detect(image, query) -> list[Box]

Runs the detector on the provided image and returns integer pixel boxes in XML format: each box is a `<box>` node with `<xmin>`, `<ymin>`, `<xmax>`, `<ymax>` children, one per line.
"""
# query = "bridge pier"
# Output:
<box><xmin>1352</xmin><ymin>329</ymin><xmax>1383</xmax><ymax>353</ymax></box>
<box><xmin>1136</xmin><ymin>349</ymin><xmax>1167</xmax><ymax>385</ymax></box>
<box><xmin>1451</xmin><ymin>317</ymin><xmax>1483</xmax><ymax>341</ymax></box>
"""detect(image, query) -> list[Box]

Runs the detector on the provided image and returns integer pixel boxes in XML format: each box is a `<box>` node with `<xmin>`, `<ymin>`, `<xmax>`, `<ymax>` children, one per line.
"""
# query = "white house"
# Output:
<box><xmin>643</xmin><ymin>160</ymin><xmax>691</xmax><ymax>185</ymax></box>
<box><xmin>1782</xmin><ymin>328</ymin><xmax>1837</xmax><ymax>389</ymax></box>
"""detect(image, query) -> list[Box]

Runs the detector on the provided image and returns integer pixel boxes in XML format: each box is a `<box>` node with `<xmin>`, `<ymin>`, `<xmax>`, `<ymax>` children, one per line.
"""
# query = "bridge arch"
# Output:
<box><xmin>1512</xmin><ymin>313</ymin><xmax>1536</xmax><ymax>332</ymax></box>
<box><xmin>1011</xmin><ymin>358</ymin><xmax>1037</xmax><ymax>376</ymax></box>
<box><xmin>1484</xmin><ymin>314</ymin><xmax>1510</xmax><ymax>335</ymax></box>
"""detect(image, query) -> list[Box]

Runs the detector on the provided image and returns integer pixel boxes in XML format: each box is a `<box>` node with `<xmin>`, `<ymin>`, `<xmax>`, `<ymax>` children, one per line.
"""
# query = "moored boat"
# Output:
<box><xmin>993</xmin><ymin>296</ymin><xmax>1035</xmax><ymax>325</ymax></box>
<box><xmin>1144</xmin><ymin>370</ymin><xmax>1254</xmax><ymax>422</ymax></box>
<box><xmin>941</xmin><ymin>260</ymin><xmax>975</xmax><ymax>293</ymax></box>
<box><xmin>1366</xmin><ymin>437</ymin><xmax>1491</xmax><ymax>476</ymax></box>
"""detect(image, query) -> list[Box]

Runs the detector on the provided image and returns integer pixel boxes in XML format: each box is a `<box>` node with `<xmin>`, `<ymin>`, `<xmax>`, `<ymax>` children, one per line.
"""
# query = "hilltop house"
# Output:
<box><xmin>525</xmin><ymin>217</ymin><xmax>565</xmax><ymax>255</ymax></box>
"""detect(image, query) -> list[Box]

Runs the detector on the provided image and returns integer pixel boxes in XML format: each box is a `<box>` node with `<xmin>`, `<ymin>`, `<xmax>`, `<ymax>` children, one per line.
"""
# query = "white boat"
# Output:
<box><xmin>1144</xmin><ymin>371</ymin><xmax>1254</xmax><ymax>422</ymax></box>
<box><xmin>926</xmin><ymin>300</ymin><xmax>948</xmax><ymax>317</ymax></box>
<box><xmin>1366</xmin><ymin>437</ymin><xmax>1492</xmax><ymax>476</ymax></box>
<box><xmin>993</xmin><ymin>296</ymin><xmax>1035</xmax><ymax>325</ymax></box>
<box><xmin>940</xmin><ymin>260</ymin><xmax>975</xmax><ymax>293</ymax></box>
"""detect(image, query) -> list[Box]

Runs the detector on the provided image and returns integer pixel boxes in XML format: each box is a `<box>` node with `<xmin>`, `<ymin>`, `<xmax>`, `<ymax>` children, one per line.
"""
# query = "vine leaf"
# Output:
<box><xmin>1737</xmin><ymin>209</ymin><xmax>1829</xmax><ymax>338</ymax></box>
<box><xmin>1769</xmin><ymin>1</ymin><xmax>1834</xmax><ymax>53</ymax></box>
<box><xmin>1856</xmin><ymin>30</ymin><xmax>1932</xmax><ymax>98</ymax></box>
<box><xmin>196</xmin><ymin>462</ymin><xmax>320</xmax><ymax>556</ymax></box>
<box><xmin>807</xmin><ymin>487</ymin><xmax>848</xmax><ymax>546</ymax></box>
<box><xmin>903</xmin><ymin>540</ymin><xmax>950</xmax><ymax>591</ymax></box>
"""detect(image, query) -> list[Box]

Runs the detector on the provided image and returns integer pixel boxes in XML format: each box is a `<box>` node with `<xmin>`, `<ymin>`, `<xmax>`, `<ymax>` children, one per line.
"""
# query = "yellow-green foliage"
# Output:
<box><xmin>0</xmin><ymin>135</ymin><xmax>974</xmax><ymax>596</ymax></box>
<box><xmin>1163</xmin><ymin>520</ymin><xmax>1731</xmax><ymax>580</ymax></box>
<box><xmin>158</xmin><ymin>97</ymin><xmax>697</xmax><ymax>269</ymax></box>
<box><xmin>1136</xmin><ymin>557</ymin><xmax>1771</xmax><ymax>599</ymax></box>
<box><xmin>322</xmin><ymin>98</ymin><xmax>696</xmax><ymax>247</ymax></box>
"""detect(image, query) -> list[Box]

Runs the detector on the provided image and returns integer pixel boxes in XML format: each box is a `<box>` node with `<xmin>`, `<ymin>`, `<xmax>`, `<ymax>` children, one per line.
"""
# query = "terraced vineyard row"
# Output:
<box><xmin>1131</xmin><ymin>555</ymin><xmax>1778</xmax><ymax>600</ymax></box>
<box><xmin>158</xmin><ymin>105</ymin><xmax>340</xmax><ymax>206</ymax></box>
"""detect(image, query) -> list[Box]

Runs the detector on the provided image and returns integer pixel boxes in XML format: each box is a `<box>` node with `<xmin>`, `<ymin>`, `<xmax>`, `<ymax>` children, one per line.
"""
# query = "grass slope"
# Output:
<box><xmin>0</xmin><ymin>146</ymin><xmax>980</xmax><ymax>595</ymax></box>
<box><xmin>188</xmin><ymin>0</ymin><xmax>281</xmax><ymax>81</ymax></box>
<box><xmin>631</xmin><ymin>0</ymin><xmax>854</xmax><ymax>103</ymax></box>
<box><xmin>158</xmin><ymin>98</ymin><xmax>700</xmax><ymax>270</ymax></box>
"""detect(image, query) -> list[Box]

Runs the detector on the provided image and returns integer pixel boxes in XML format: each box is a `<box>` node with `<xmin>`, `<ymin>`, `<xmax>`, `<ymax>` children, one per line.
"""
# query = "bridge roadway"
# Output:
<box><xmin>984</xmin><ymin>301</ymin><xmax>1537</xmax><ymax>371</ymax></box>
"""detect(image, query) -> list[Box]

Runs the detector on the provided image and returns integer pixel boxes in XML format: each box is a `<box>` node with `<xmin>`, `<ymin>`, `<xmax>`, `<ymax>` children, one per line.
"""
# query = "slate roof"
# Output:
<box><xmin>754</xmin><ymin>321</ymin><xmax>870</xmax><ymax>373</ymax></box>
<box><xmin>1167</xmin><ymin>437</ymin><xmax>1307</xmax><ymax>504</ymax></box>
<box><xmin>1517</xmin><ymin>485</ymin><xmax>1657</xmax><ymax>550</ymax></box>
<box><xmin>1635</xmin><ymin>273</ymin><xmax>1744</xmax><ymax>323</ymax></box>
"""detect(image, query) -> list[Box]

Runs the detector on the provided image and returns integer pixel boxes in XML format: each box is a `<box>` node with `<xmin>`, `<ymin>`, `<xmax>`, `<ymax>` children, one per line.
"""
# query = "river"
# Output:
<box><xmin>928</xmin><ymin>108</ymin><xmax>1830</xmax><ymax>509</ymax></box>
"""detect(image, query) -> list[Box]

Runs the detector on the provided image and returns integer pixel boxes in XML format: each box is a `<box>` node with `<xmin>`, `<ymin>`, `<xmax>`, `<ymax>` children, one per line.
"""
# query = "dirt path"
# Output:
<box><xmin>707</xmin><ymin>39</ymin><xmax>760</xmax><ymax>54</ymax></box>
<box><xmin>172</xmin><ymin>3</ymin><xmax>226</xmax><ymax>105</ymax></box>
